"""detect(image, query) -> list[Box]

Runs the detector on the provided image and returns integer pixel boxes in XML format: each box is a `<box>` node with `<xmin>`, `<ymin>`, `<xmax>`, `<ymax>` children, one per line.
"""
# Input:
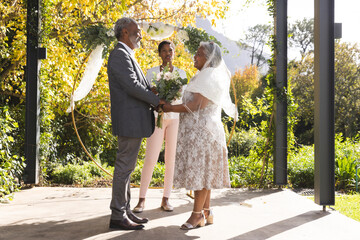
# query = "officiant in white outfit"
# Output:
<box><xmin>133</xmin><ymin>40</ymin><xmax>187</xmax><ymax>213</ymax></box>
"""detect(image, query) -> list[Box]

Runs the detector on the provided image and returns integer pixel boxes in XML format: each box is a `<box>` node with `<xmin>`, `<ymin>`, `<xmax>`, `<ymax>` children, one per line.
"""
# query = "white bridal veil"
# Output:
<box><xmin>185</xmin><ymin>42</ymin><xmax>238</xmax><ymax>120</ymax></box>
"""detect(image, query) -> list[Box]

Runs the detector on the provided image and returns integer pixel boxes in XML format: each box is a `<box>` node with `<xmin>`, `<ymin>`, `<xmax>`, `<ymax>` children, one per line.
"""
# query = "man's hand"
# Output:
<box><xmin>151</xmin><ymin>86</ymin><xmax>158</xmax><ymax>94</ymax></box>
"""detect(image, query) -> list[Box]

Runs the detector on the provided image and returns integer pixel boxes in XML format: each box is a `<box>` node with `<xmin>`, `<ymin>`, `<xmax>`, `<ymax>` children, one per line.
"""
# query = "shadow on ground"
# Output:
<box><xmin>1</xmin><ymin>188</ymin><xmax>320</xmax><ymax>240</ymax></box>
<box><xmin>228</xmin><ymin>210</ymin><xmax>330</xmax><ymax>240</ymax></box>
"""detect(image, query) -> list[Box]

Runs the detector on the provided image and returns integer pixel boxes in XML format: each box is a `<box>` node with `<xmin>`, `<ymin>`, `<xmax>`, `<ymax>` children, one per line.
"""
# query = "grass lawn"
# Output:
<box><xmin>333</xmin><ymin>194</ymin><xmax>360</xmax><ymax>222</ymax></box>
<box><xmin>309</xmin><ymin>193</ymin><xmax>360</xmax><ymax>222</ymax></box>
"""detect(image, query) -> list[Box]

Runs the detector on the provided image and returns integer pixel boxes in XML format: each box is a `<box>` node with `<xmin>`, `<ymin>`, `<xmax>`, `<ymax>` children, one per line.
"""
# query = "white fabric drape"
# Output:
<box><xmin>139</xmin><ymin>22</ymin><xmax>189</xmax><ymax>42</ymax></box>
<box><xmin>140</xmin><ymin>22</ymin><xmax>176</xmax><ymax>40</ymax></box>
<box><xmin>67</xmin><ymin>44</ymin><xmax>104</xmax><ymax>112</ymax></box>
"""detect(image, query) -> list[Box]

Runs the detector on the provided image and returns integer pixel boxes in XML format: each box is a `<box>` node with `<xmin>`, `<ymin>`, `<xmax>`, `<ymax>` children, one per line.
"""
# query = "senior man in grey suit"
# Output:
<box><xmin>107</xmin><ymin>17</ymin><xmax>165</xmax><ymax>230</ymax></box>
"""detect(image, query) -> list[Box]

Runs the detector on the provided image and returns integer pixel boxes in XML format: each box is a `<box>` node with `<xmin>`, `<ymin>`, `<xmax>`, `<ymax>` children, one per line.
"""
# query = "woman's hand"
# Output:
<box><xmin>162</xmin><ymin>102</ymin><xmax>172</xmax><ymax>112</ymax></box>
<box><xmin>160</xmin><ymin>93</ymin><xmax>209</xmax><ymax>113</ymax></box>
<box><xmin>155</xmin><ymin>99</ymin><xmax>166</xmax><ymax>112</ymax></box>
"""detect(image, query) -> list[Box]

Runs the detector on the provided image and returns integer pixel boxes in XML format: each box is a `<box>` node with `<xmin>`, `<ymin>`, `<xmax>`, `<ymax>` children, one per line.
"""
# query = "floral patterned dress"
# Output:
<box><xmin>173</xmin><ymin>91</ymin><xmax>231</xmax><ymax>191</ymax></box>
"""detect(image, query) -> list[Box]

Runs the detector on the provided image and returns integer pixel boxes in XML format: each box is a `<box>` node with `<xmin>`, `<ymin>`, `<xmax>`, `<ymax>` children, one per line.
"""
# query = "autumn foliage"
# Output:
<box><xmin>230</xmin><ymin>65</ymin><xmax>260</xmax><ymax>108</ymax></box>
<box><xmin>0</xmin><ymin>0</ymin><xmax>229</xmax><ymax>189</ymax></box>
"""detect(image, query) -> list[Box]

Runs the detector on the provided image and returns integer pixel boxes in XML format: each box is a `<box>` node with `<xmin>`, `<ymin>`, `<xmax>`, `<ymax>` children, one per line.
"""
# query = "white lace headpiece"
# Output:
<box><xmin>186</xmin><ymin>42</ymin><xmax>238</xmax><ymax>119</ymax></box>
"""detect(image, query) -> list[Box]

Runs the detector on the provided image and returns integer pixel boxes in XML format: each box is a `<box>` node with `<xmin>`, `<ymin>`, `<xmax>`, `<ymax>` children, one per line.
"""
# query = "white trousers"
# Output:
<box><xmin>139</xmin><ymin>118</ymin><xmax>179</xmax><ymax>198</ymax></box>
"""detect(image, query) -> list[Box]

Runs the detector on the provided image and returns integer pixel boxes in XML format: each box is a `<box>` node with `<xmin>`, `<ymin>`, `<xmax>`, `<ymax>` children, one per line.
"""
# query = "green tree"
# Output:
<box><xmin>288</xmin><ymin>18</ymin><xmax>314</xmax><ymax>59</ymax></box>
<box><xmin>288</xmin><ymin>54</ymin><xmax>314</xmax><ymax>144</ymax></box>
<box><xmin>0</xmin><ymin>0</ymin><xmax>229</xmax><ymax>186</ymax></box>
<box><xmin>289</xmin><ymin>41</ymin><xmax>360</xmax><ymax>143</ymax></box>
<box><xmin>239</xmin><ymin>24</ymin><xmax>271</xmax><ymax>67</ymax></box>
<box><xmin>334</xmin><ymin>42</ymin><xmax>360</xmax><ymax>137</ymax></box>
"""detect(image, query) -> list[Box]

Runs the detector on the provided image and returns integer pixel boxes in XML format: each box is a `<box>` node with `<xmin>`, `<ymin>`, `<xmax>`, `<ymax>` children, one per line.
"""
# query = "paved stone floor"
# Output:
<box><xmin>1</xmin><ymin>187</ymin><xmax>359</xmax><ymax>240</ymax></box>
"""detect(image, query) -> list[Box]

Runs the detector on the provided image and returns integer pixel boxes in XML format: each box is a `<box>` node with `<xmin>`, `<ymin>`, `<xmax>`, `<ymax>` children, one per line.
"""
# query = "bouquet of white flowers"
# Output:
<box><xmin>152</xmin><ymin>66</ymin><xmax>188</xmax><ymax>128</ymax></box>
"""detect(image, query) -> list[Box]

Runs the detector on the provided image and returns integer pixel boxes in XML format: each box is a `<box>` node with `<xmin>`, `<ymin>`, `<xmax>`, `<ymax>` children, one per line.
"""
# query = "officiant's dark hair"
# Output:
<box><xmin>158</xmin><ymin>40</ymin><xmax>175</xmax><ymax>53</ymax></box>
<box><xmin>114</xmin><ymin>17</ymin><xmax>137</xmax><ymax>40</ymax></box>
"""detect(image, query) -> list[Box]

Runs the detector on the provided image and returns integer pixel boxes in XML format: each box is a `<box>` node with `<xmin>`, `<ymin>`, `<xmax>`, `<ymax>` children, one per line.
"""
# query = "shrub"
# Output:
<box><xmin>50</xmin><ymin>161</ymin><xmax>113</xmax><ymax>185</ymax></box>
<box><xmin>335</xmin><ymin>156</ymin><xmax>358</xmax><ymax>191</ymax></box>
<box><xmin>52</xmin><ymin>164</ymin><xmax>91</xmax><ymax>184</ymax></box>
<box><xmin>228</xmin><ymin>155</ymin><xmax>263</xmax><ymax>188</ymax></box>
<box><xmin>227</xmin><ymin>128</ymin><xmax>258</xmax><ymax>157</ymax></box>
<box><xmin>288</xmin><ymin>145</ymin><xmax>314</xmax><ymax>188</ymax></box>
<box><xmin>0</xmin><ymin>106</ymin><xmax>25</xmax><ymax>201</ymax></box>
<box><xmin>287</xmin><ymin>134</ymin><xmax>360</xmax><ymax>191</ymax></box>
<box><xmin>335</xmin><ymin>134</ymin><xmax>360</xmax><ymax>191</ymax></box>
<box><xmin>131</xmin><ymin>160</ymin><xmax>165</xmax><ymax>187</ymax></box>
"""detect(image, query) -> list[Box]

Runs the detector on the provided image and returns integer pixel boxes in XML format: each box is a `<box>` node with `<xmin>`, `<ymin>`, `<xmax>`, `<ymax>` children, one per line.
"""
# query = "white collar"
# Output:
<box><xmin>119</xmin><ymin>41</ymin><xmax>135</xmax><ymax>57</ymax></box>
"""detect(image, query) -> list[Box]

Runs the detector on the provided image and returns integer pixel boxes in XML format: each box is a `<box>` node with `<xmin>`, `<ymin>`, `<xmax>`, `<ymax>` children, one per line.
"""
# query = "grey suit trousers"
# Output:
<box><xmin>110</xmin><ymin>136</ymin><xmax>142</xmax><ymax>220</ymax></box>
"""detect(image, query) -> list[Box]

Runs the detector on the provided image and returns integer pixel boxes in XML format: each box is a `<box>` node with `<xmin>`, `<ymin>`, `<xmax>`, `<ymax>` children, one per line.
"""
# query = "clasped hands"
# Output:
<box><xmin>156</xmin><ymin>99</ymin><xmax>172</xmax><ymax>112</ymax></box>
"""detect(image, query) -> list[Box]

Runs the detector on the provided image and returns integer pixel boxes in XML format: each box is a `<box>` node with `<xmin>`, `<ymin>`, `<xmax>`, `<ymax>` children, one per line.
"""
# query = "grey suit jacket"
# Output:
<box><xmin>107</xmin><ymin>43</ymin><xmax>160</xmax><ymax>138</ymax></box>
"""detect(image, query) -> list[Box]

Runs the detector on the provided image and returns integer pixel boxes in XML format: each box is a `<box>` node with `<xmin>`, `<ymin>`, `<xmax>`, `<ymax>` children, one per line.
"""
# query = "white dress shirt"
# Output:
<box><xmin>119</xmin><ymin>41</ymin><xmax>135</xmax><ymax>57</ymax></box>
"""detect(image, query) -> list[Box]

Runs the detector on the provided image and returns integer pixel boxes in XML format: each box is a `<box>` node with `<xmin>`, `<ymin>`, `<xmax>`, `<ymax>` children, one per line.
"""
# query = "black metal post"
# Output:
<box><xmin>274</xmin><ymin>0</ymin><xmax>288</xmax><ymax>185</ymax></box>
<box><xmin>314</xmin><ymin>0</ymin><xmax>335</xmax><ymax>205</ymax></box>
<box><xmin>24</xmin><ymin>0</ymin><xmax>41</xmax><ymax>184</ymax></box>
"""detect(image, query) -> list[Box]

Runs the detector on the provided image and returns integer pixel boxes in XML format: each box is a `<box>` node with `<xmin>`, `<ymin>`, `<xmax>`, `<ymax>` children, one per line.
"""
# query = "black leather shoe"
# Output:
<box><xmin>109</xmin><ymin>218</ymin><xmax>144</xmax><ymax>230</ymax></box>
<box><xmin>127</xmin><ymin>212</ymin><xmax>149</xmax><ymax>224</ymax></box>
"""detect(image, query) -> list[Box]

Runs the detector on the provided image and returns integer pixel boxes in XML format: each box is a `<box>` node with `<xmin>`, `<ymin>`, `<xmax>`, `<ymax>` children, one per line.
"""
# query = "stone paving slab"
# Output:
<box><xmin>1</xmin><ymin>187</ymin><xmax>359</xmax><ymax>240</ymax></box>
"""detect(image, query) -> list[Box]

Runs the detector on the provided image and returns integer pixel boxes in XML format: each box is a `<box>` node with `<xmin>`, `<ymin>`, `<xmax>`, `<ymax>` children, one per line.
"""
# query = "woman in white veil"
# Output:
<box><xmin>163</xmin><ymin>41</ymin><xmax>237</xmax><ymax>229</ymax></box>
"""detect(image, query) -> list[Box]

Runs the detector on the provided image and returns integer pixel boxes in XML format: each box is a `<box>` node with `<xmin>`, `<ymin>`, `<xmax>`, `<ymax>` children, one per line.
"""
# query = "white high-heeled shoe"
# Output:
<box><xmin>180</xmin><ymin>211</ymin><xmax>205</xmax><ymax>230</ymax></box>
<box><xmin>133</xmin><ymin>206</ymin><xmax>144</xmax><ymax>213</ymax></box>
<box><xmin>203</xmin><ymin>208</ymin><xmax>213</xmax><ymax>225</ymax></box>
<box><xmin>133</xmin><ymin>199</ymin><xmax>145</xmax><ymax>213</ymax></box>
<box><xmin>161</xmin><ymin>197</ymin><xmax>174</xmax><ymax>212</ymax></box>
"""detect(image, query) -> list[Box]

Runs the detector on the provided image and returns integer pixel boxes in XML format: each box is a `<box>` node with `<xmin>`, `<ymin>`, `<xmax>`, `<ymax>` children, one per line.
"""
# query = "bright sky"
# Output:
<box><xmin>214</xmin><ymin>0</ymin><xmax>360</xmax><ymax>44</ymax></box>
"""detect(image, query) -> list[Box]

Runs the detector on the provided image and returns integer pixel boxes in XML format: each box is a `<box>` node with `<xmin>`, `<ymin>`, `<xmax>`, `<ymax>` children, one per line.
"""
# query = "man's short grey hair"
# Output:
<box><xmin>114</xmin><ymin>17</ymin><xmax>137</xmax><ymax>40</ymax></box>
<box><xmin>199</xmin><ymin>41</ymin><xmax>222</xmax><ymax>68</ymax></box>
